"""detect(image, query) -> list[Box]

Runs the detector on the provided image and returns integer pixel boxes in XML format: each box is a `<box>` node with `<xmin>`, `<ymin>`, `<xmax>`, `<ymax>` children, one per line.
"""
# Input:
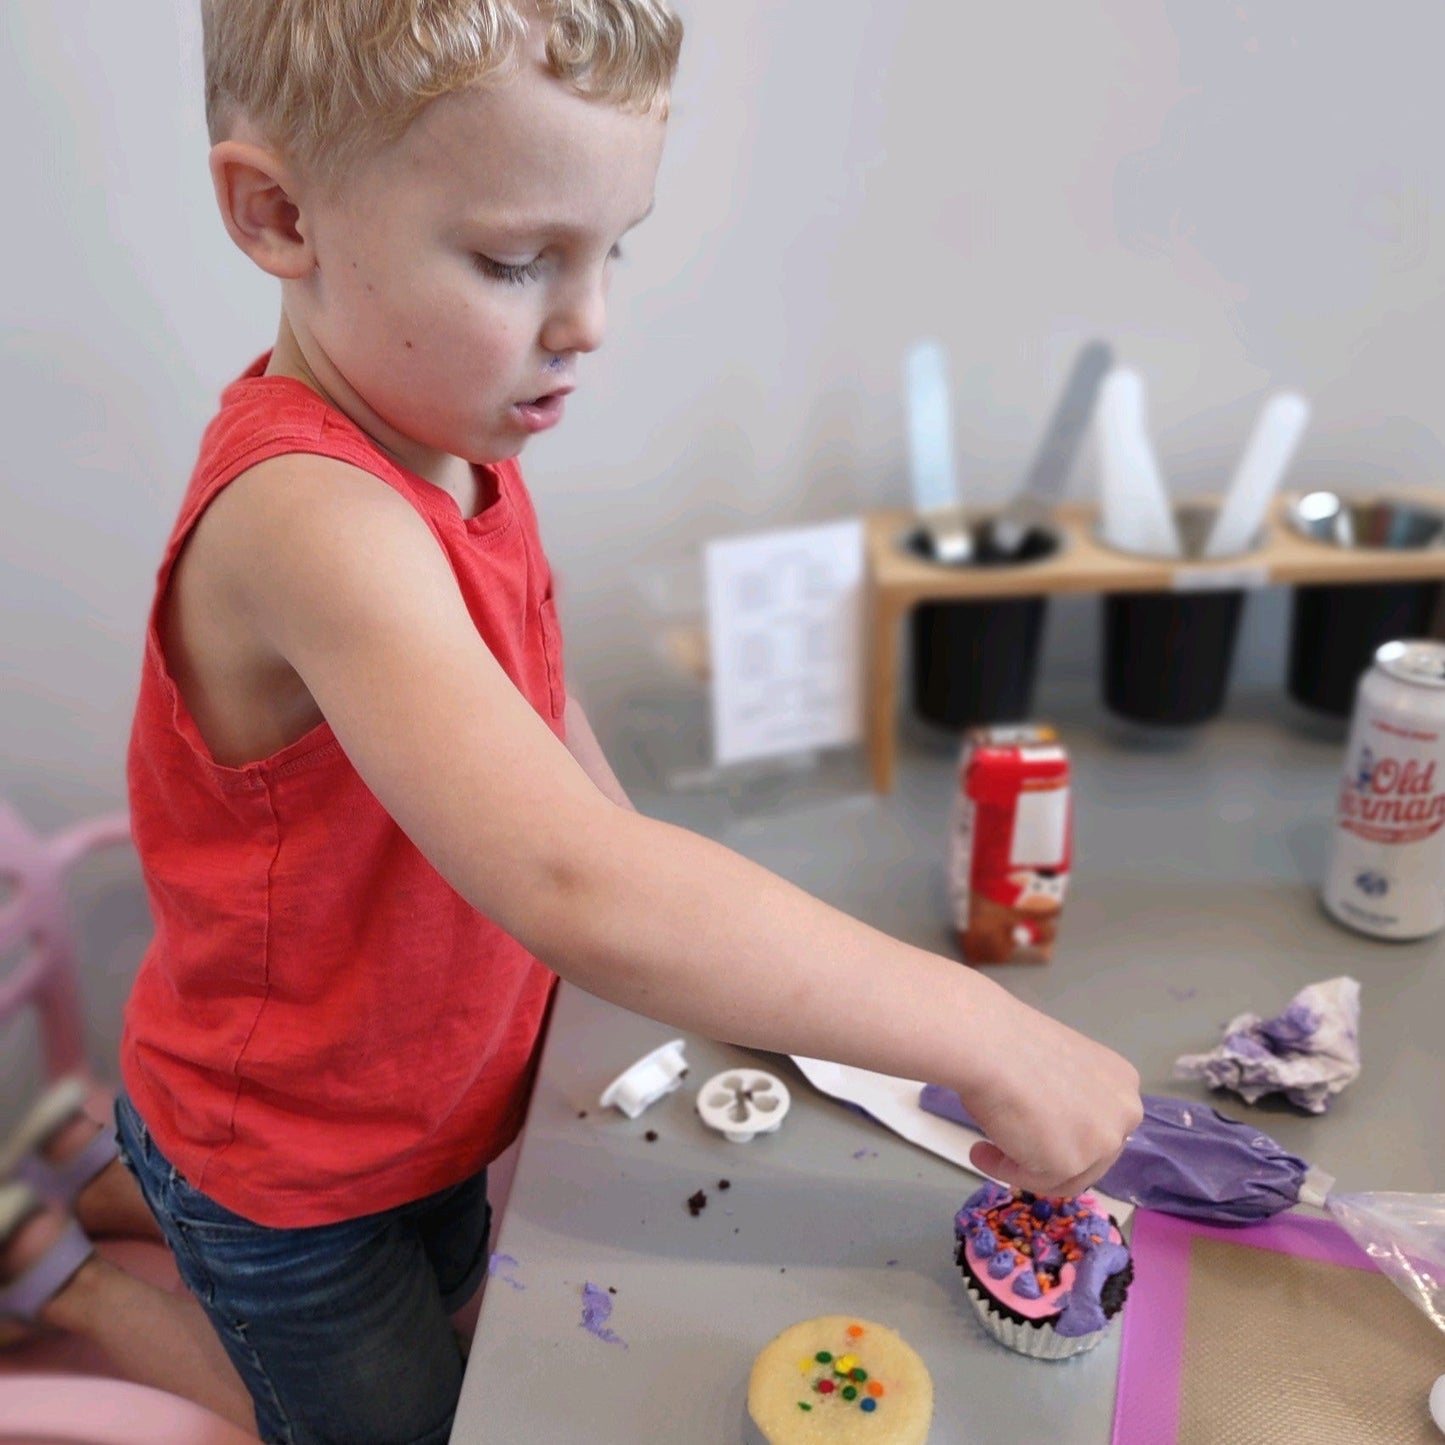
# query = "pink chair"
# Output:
<box><xmin>0</xmin><ymin>801</ymin><xmax>248</xmax><ymax>1435</ymax></box>
<box><xmin>0</xmin><ymin>801</ymin><xmax>133</xmax><ymax>1086</ymax></box>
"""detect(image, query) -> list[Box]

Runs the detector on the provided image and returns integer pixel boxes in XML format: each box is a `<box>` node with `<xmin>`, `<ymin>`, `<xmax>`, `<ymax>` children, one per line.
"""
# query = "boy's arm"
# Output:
<box><xmin>563</xmin><ymin>691</ymin><xmax>635</xmax><ymax>810</ymax></box>
<box><xmin>214</xmin><ymin>456</ymin><xmax>1141</xmax><ymax>1197</ymax></box>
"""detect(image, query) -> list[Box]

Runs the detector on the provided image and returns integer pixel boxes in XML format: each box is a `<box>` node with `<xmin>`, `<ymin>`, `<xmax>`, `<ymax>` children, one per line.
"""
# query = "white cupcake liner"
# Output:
<box><xmin>964</xmin><ymin>1278</ymin><xmax>1113</xmax><ymax>1361</ymax></box>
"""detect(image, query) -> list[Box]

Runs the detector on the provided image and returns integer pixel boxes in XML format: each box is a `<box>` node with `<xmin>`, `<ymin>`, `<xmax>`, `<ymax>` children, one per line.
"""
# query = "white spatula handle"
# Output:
<box><xmin>1204</xmin><ymin>391</ymin><xmax>1310</xmax><ymax>559</ymax></box>
<box><xmin>904</xmin><ymin>340</ymin><xmax>959</xmax><ymax>516</ymax></box>
<box><xmin>1096</xmin><ymin>368</ymin><xmax>1182</xmax><ymax>558</ymax></box>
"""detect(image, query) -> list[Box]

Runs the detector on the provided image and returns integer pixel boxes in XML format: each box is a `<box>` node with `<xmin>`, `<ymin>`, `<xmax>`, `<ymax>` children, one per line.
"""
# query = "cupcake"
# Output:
<box><xmin>953</xmin><ymin>1182</ymin><xmax>1132</xmax><ymax>1360</ymax></box>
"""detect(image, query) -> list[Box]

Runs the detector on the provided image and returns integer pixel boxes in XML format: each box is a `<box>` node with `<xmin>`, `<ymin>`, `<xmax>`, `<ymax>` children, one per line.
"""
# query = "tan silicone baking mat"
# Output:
<box><xmin>1176</xmin><ymin>1234</ymin><xmax>1443</xmax><ymax>1443</ymax></box>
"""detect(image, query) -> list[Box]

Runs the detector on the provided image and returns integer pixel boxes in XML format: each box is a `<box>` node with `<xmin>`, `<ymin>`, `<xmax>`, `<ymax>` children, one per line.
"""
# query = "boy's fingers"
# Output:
<box><xmin>967</xmin><ymin>1140</ymin><xmax>1006</xmax><ymax>1178</ymax></box>
<box><xmin>967</xmin><ymin>1139</ymin><xmax>1117</xmax><ymax>1199</ymax></box>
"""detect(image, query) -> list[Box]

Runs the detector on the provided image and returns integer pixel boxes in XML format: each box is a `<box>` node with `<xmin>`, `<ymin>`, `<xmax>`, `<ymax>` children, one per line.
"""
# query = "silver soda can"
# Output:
<box><xmin>1323</xmin><ymin>639</ymin><xmax>1445</xmax><ymax>939</ymax></box>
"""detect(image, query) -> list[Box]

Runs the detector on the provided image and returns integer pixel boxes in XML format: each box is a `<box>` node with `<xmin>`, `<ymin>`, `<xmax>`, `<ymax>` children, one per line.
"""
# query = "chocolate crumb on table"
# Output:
<box><xmin>687</xmin><ymin>1189</ymin><xmax>708</xmax><ymax>1216</ymax></box>
<box><xmin>644</xmin><ymin>1129</ymin><xmax>658</xmax><ymax>1142</ymax></box>
<box><xmin>718</xmin><ymin>1178</ymin><xmax>731</xmax><ymax>1190</ymax></box>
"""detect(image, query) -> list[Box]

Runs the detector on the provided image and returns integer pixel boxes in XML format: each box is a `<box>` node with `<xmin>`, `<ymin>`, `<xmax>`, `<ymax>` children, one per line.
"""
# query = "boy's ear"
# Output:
<box><xmin>209</xmin><ymin>140</ymin><xmax>314</xmax><ymax>280</ymax></box>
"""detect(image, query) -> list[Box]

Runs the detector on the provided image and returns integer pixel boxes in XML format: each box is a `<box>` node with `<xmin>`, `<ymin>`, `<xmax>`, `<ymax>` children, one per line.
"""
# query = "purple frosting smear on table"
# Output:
<box><xmin>919</xmin><ymin>1086</ymin><xmax>1332</xmax><ymax>1224</ymax></box>
<box><xmin>581</xmin><ymin>1283</ymin><xmax>627</xmax><ymax>1347</ymax></box>
<box><xmin>487</xmin><ymin>1252</ymin><xmax>526</xmax><ymax>1290</ymax></box>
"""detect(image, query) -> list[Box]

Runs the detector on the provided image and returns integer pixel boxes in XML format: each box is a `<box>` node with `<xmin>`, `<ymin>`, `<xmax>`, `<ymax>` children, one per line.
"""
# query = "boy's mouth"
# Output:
<box><xmin>513</xmin><ymin>387</ymin><xmax>572</xmax><ymax>433</ymax></box>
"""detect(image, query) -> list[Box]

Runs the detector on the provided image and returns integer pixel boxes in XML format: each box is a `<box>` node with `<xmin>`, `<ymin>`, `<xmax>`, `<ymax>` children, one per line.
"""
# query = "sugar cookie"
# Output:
<box><xmin>747</xmin><ymin>1315</ymin><xmax>933</xmax><ymax>1444</ymax></box>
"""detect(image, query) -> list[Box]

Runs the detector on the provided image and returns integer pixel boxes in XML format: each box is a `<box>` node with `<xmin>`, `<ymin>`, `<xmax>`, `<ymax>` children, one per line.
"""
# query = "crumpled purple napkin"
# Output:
<box><xmin>1172</xmin><ymin>976</ymin><xmax>1361</xmax><ymax>1114</ymax></box>
<box><xmin>919</xmin><ymin>1087</ymin><xmax>1335</xmax><ymax>1224</ymax></box>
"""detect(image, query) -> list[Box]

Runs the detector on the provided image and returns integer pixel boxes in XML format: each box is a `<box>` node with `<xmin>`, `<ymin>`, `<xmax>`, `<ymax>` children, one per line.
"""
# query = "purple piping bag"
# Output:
<box><xmin>919</xmin><ymin>1086</ymin><xmax>1335</xmax><ymax>1225</ymax></box>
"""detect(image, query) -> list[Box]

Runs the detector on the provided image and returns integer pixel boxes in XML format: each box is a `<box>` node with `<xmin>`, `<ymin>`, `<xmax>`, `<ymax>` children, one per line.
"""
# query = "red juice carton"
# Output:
<box><xmin>949</xmin><ymin>725</ymin><xmax>1072</xmax><ymax>964</ymax></box>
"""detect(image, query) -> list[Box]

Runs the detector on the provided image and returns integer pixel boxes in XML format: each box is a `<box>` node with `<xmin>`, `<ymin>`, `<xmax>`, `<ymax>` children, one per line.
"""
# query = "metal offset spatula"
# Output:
<box><xmin>903</xmin><ymin>339</ymin><xmax>971</xmax><ymax>563</ymax></box>
<box><xmin>987</xmin><ymin>339</ymin><xmax>1115</xmax><ymax>559</ymax></box>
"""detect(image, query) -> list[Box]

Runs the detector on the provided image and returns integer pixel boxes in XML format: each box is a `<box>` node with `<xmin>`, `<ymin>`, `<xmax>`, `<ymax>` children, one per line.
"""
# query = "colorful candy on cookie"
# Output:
<box><xmin>748</xmin><ymin>1316</ymin><xmax>933</xmax><ymax>1444</ymax></box>
<box><xmin>953</xmin><ymin>1183</ymin><xmax>1133</xmax><ymax>1361</ymax></box>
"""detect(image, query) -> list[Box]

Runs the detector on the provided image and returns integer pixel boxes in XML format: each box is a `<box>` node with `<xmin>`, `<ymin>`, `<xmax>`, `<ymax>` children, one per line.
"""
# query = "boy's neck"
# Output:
<box><xmin>265</xmin><ymin>316</ymin><xmax>482</xmax><ymax>511</ymax></box>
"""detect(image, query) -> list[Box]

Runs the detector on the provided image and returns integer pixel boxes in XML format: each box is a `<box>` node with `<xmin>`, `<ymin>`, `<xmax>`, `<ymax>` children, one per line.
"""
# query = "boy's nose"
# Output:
<box><xmin>542</xmin><ymin>281</ymin><xmax>607</xmax><ymax>356</ymax></box>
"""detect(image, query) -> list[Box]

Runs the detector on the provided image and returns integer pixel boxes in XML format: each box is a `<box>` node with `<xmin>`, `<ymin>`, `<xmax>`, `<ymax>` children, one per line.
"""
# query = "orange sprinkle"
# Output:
<box><xmin>846</xmin><ymin>1325</ymin><xmax>865</xmax><ymax>1339</ymax></box>
<box><xmin>867</xmin><ymin>1382</ymin><xmax>885</xmax><ymax>1398</ymax></box>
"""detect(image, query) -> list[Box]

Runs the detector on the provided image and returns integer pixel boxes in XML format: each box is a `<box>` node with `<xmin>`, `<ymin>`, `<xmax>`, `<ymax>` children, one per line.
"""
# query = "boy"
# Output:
<box><xmin>0</xmin><ymin>3</ymin><xmax>1141</xmax><ymax>1441</ymax></box>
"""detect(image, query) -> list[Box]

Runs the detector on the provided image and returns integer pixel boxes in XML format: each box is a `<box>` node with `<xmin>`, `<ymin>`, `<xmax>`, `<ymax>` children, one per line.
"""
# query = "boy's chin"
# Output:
<box><xmin>465</xmin><ymin>436</ymin><xmax>529</xmax><ymax>466</ymax></box>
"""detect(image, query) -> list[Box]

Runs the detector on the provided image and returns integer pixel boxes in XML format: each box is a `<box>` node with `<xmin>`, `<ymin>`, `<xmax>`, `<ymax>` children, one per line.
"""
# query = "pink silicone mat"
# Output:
<box><xmin>1112</xmin><ymin>1208</ymin><xmax>1445</xmax><ymax>1445</ymax></box>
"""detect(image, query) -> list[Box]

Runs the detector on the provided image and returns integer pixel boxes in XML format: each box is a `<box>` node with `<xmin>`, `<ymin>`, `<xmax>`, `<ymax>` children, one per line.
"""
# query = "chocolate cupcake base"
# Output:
<box><xmin>956</xmin><ymin>1237</ymin><xmax>1134</xmax><ymax>1360</ymax></box>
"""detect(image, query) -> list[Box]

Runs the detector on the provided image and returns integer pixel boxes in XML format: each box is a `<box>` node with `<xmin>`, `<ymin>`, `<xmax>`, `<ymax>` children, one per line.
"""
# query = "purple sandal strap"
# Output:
<box><xmin>15</xmin><ymin>1129</ymin><xmax>119</xmax><ymax>1207</ymax></box>
<box><xmin>0</xmin><ymin>1218</ymin><xmax>94</xmax><ymax>1325</ymax></box>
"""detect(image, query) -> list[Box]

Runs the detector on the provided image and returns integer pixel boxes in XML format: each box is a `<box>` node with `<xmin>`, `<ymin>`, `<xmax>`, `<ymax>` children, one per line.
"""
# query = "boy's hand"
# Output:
<box><xmin>956</xmin><ymin>983</ymin><xmax>1143</xmax><ymax>1198</ymax></box>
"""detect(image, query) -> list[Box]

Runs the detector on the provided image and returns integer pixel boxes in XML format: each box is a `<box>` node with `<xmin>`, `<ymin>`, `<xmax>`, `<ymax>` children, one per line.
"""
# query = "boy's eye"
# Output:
<box><xmin>473</xmin><ymin>254</ymin><xmax>544</xmax><ymax>286</ymax></box>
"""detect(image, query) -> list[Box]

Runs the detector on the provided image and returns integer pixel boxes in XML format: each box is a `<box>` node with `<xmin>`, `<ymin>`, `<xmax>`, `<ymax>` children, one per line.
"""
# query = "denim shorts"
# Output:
<box><xmin>114</xmin><ymin>1090</ymin><xmax>491</xmax><ymax>1445</ymax></box>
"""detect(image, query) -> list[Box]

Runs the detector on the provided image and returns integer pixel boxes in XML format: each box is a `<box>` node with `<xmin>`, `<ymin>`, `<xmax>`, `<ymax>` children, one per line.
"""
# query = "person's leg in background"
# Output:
<box><xmin>0</xmin><ymin>1089</ymin><xmax>256</xmax><ymax>1433</ymax></box>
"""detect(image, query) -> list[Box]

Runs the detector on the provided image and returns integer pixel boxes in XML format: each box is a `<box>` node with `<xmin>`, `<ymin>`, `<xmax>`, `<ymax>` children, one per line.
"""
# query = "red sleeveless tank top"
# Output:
<box><xmin>121</xmin><ymin>357</ymin><xmax>561</xmax><ymax>1226</ymax></box>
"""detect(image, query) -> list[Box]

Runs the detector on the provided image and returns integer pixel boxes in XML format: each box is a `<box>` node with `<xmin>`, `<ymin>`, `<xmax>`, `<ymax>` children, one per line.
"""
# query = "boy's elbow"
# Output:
<box><xmin>503</xmin><ymin>801</ymin><xmax>647</xmax><ymax>973</ymax></box>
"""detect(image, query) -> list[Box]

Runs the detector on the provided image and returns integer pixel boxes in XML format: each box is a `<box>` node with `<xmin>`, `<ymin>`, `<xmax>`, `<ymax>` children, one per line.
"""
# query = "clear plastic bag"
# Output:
<box><xmin>1326</xmin><ymin>1191</ymin><xmax>1445</xmax><ymax>1333</ymax></box>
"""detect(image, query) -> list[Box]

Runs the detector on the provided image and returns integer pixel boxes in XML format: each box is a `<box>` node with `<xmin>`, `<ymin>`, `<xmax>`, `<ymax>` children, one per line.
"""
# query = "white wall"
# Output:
<box><xmin>4</xmin><ymin>1</ymin><xmax>1445</xmax><ymax>1076</ymax></box>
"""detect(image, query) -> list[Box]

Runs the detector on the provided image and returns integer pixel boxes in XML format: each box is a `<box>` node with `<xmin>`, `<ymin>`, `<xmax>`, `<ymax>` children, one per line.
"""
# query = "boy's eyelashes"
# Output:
<box><xmin>473</xmin><ymin>254</ymin><xmax>545</xmax><ymax>286</ymax></box>
<box><xmin>471</xmin><ymin>244</ymin><xmax>625</xmax><ymax>287</ymax></box>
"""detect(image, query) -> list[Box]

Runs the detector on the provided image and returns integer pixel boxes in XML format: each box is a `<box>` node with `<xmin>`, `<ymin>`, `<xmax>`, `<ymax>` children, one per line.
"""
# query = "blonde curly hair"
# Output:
<box><xmin>202</xmin><ymin>0</ymin><xmax>682</xmax><ymax>185</ymax></box>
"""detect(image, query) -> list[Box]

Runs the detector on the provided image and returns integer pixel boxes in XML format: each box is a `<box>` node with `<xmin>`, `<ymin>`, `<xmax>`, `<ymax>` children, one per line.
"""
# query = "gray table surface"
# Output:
<box><xmin>452</xmin><ymin>692</ymin><xmax>1445</xmax><ymax>1443</ymax></box>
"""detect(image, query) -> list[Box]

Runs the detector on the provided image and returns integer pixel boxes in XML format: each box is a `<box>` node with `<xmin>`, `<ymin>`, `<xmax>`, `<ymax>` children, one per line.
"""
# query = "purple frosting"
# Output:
<box><xmin>1257</xmin><ymin>1002</ymin><xmax>1321</xmax><ymax>1053</ymax></box>
<box><xmin>1054</xmin><ymin>1242</ymin><xmax>1130</xmax><ymax>1337</ymax></box>
<box><xmin>987</xmin><ymin>1250</ymin><xmax>1015</xmax><ymax>1280</ymax></box>
<box><xmin>580</xmin><ymin>1283</ymin><xmax>627</xmax><ymax>1348</ymax></box>
<box><xmin>962</xmin><ymin>1181</ymin><xmax>1012</xmax><ymax>1213</ymax></box>
<box><xmin>1011</xmin><ymin>1268</ymin><xmax>1043</xmax><ymax>1301</ymax></box>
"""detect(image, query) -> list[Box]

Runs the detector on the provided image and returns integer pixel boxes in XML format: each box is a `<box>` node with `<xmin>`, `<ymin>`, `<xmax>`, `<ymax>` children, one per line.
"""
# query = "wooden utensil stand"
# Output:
<box><xmin>865</xmin><ymin>491</ymin><xmax>1445</xmax><ymax>792</ymax></box>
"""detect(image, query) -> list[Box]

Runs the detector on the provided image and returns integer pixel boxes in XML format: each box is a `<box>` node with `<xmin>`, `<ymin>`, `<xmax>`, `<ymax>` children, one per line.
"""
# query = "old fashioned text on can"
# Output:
<box><xmin>1324</xmin><ymin>639</ymin><xmax>1445</xmax><ymax>940</ymax></box>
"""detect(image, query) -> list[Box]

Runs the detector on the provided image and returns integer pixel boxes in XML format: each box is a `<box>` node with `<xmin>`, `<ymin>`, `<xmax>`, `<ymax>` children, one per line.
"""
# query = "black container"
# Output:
<box><xmin>1099</xmin><ymin>502</ymin><xmax>1256</xmax><ymax>727</ymax></box>
<box><xmin>1283</xmin><ymin>492</ymin><xmax>1445</xmax><ymax>716</ymax></box>
<box><xmin>904</xmin><ymin>523</ymin><xmax>1061</xmax><ymax>730</ymax></box>
<box><xmin>1104</xmin><ymin>590</ymin><xmax>1246</xmax><ymax>725</ymax></box>
<box><xmin>1288</xmin><ymin>580</ymin><xmax>1442</xmax><ymax>716</ymax></box>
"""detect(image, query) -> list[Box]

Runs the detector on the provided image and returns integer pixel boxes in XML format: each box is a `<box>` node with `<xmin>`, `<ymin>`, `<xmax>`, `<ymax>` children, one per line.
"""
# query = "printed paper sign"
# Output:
<box><xmin>704</xmin><ymin>518</ymin><xmax>864</xmax><ymax>766</ymax></box>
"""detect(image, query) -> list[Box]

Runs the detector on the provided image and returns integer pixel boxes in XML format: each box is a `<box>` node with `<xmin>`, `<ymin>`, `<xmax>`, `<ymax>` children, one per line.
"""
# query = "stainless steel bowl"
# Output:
<box><xmin>1286</xmin><ymin>491</ymin><xmax>1445</xmax><ymax>550</ymax></box>
<box><xmin>898</xmin><ymin>517</ymin><xmax>1064</xmax><ymax>569</ymax></box>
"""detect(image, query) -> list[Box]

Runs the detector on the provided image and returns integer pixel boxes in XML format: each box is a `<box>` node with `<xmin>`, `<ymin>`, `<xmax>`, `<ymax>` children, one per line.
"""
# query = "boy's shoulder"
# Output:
<box><xmin>159</xmin><ymin>444</ymin><xmax>458</xmax><ymax>767</ymax></box>
<box><xmin>193</xmin><ymin>443</ymin><xmax>429</xmax><ymax>603</ymax></box>
<box><xmin>195</xmin><ymin>361</ymin><xmax>377</xmax><ymax>492</ymax></box>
